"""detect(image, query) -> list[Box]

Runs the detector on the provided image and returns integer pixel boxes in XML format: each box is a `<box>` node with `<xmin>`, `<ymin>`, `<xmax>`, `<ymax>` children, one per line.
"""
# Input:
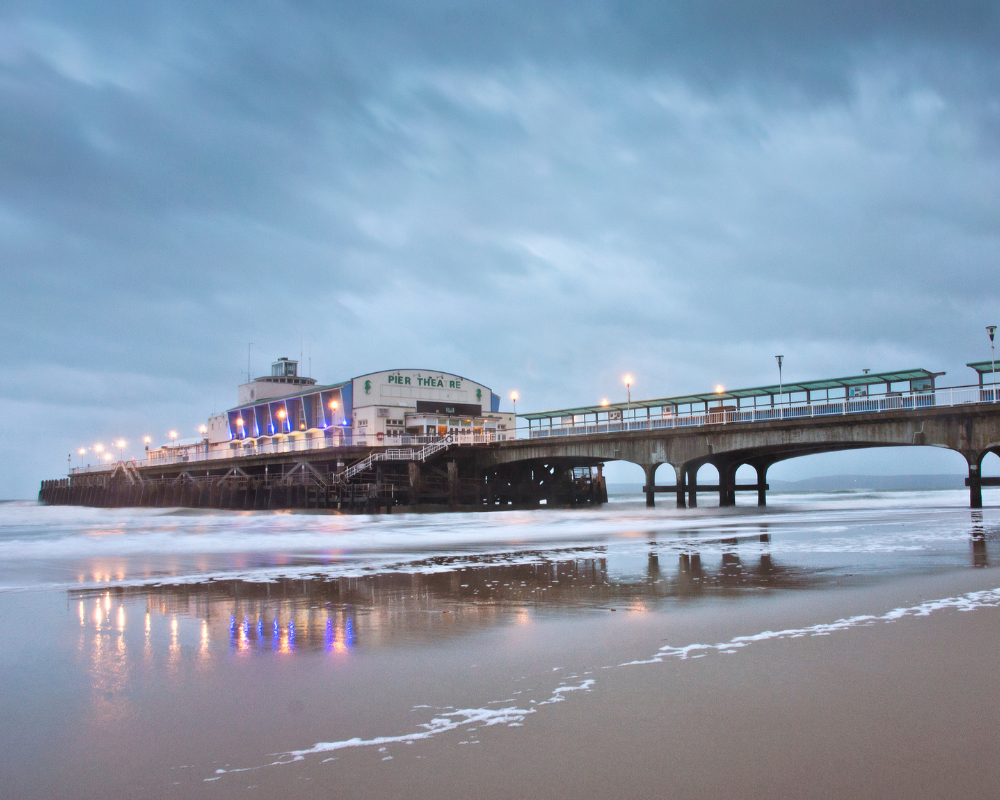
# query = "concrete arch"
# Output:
<box><xmin>699</xmin><ymin>442</ymin><xmax>986</xmax><ymax>508</ymax></box>
<box><xmin>477</xmin><ymin>403</ymin><xmax>1000</xmax><ymax>508</ymax></box>
<box><xmin>621</xmin><ymin>441</ymin><xmax>984</xmax><ymax>508</ymax></box>
<box><xmin>513</xmin><ymin>442</ymin><xmax>979</xmax><ymax>509</ymax></box>
<box><xmin>982</xmin><ymin>451</ymin><xmax>1000</xmax><ymax>475</ymax></box>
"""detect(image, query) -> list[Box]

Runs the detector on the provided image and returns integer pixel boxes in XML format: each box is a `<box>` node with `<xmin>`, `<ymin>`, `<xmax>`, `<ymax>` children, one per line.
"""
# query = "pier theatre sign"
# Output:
<box><xmin>385</xmin><ymin>373</ymin><xmax>464</xmax><ymax>390</ymax></box>
<box><xmin>354</xmin><ymin>370</ymin><xmax>497</xmax><ymax>414</ymax></box>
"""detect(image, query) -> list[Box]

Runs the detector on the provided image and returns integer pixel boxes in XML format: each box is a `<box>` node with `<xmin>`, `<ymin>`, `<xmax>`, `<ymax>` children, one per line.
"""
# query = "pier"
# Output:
<box><xmin>39</xmin><ymin>366</ymin><xmax>1000</xmax><ymax>511</ymax></box>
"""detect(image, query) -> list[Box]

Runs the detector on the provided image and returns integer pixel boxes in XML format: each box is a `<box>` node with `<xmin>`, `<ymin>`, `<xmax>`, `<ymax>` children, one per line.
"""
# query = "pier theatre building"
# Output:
<box><xmin>206</xmin><ymin>359</ymin><xmax>514</xmax><ymax>452</ymax></box>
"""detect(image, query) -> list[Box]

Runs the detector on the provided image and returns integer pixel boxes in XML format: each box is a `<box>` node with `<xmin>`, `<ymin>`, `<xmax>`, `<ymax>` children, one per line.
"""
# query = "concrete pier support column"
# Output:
<box><xmin>674</xmin><ymin>464</ymin><xmax>687</xmax><ymax>508</ymax></box>
<box><xmin>969</xmin><ymin>454</ymin><xmax>984</xmax><ymax>509</ymax></box>
<box><xmin>642</xmin><ymin>464</ymin><xmax>659</xmax><ymax>508</ymax></box>
<box><xmin>687</xmin><ymin>465</ymin><xmax>698</xmax><ymax>507</ymax></box>
<box><xmin>718</xmin><ymin>463</ymin><xmax>737</xmax><ymax>507</ymax></box>
<box><xmin>755</xmin><ymin>463</ymin><xmax>769</xmax><ymax>507</ymax></box>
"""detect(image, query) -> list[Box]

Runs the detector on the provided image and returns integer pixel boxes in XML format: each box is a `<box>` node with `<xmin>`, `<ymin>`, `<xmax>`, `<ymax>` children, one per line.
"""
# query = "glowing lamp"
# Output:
<box><xmin>235</xmin><ymin>418</ymin><xmax>244</xmax><ymax>427</ymax></box>
<box><xmin>715</xmin><ymin>385</ymin><xmax>724</xmax><ymax>394</ymax></box>
<box><xmin>78</xmin><ymin>448</ymin><xmax>87</xmax><ymax>455</ymax></box>
<box><xmin>169</xmin><ymin>431</ymin><xmax>178</xmax><ymax>442</ymax></box>
<box><xmin>198</xmin><ymin>425</ymin><xmax>207</xmax><ymax>434</ymax></box>
<box><xmin>510</xmin><ymin>391</ymin><xmax>519</xmax><ymax>402</ymax></box>
<box><xmin>116</xmin><ymin>439</ymin><xmax>126</xmax><ymax>448</ymax></box>
<box><xmin>329</xmin><ymin>400</ymin><xmax>338</xmax><ymax>410</ymax></box>
<box><xmin>600</xmin><ymin>399</ymin><xmax>609</xmax><ymax>407</ymax></box>
<box><xmin>94</xmin><ymin>443</ymin><xmax>103</xmax><ymax>452</ymax></box>
<box><xmin>276</xmin><ymin>409</ymin><xmax>286</xmax><ymax>420</ymax></box>
<box><xmin>143</xmin><ymin>436</ymin><xmax>151</xmax><ymax>444</ymax></box>
<box><xmin>623</xmin><ymin>374</ymin><xmax>633</xmax><ymax>387</ymax></box>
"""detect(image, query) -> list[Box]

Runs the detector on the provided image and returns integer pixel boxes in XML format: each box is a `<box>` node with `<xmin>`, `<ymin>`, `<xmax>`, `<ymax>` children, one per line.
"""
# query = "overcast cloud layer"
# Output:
<box><xmin>2</xmin><ymin>1</ymin><xmax>1000</xmax><ymax>495</ymax></box>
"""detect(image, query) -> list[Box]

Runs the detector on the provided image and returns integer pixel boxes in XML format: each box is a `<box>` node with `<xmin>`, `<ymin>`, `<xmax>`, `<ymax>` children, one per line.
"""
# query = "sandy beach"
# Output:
<box><xmin>2</xmin><ymin>493</ymin><xmax>1000</xmax><ymax>798</ymax></box>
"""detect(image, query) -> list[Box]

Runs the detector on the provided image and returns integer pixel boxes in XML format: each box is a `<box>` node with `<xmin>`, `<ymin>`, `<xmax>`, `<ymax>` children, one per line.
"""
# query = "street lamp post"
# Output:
<box><xmin>988</xmin><ymin>326</ymin><xmax>997</xmax><ymax>401</ymax></box>
<box><xmin>623</xmin><ymin>375</ymin><xmax>632</xmax><ymax>424</ymax></box>
<box><xmin>775</xmin><ymin>356</ymin><xmax>784</xmax><ymax>410</ymax></box>
<box><xmin>510</xmin><ymin>391</ymin><xmax>519</xmax><ymax>438</ymax></box>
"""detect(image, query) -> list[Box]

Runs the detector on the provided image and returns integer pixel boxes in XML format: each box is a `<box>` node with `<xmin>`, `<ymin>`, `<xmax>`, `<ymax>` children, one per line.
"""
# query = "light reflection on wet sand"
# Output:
<box><xmin>53</xmin><ymin>504</ymin><xmax>1000</xmax><ymax>757</ymax></box>
<box><xmin>69</xmin><ymin>542</ymin><xmax>813</xmax><ymax>658</ymax></box>
<box><xmin>66</xmin><ymin>509</ymin><xmax>1000</xmax><ymax>664</ymax></box>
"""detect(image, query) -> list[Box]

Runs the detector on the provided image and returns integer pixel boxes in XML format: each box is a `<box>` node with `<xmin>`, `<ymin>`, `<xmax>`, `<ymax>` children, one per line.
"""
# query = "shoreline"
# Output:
<box><xmin>2</xmin><ymin>495</ymin><xmax>1000</xmax><ymax>798</ymax></box>
<box><xmin>5</xmin><ymin>564</ymin><xmax>1000</xmax><ymax>798</ymax></box>
<box><xmin>203</xmin><ymin>565</ymin><xmax>1000</xmax><ymax>798</ymax></box>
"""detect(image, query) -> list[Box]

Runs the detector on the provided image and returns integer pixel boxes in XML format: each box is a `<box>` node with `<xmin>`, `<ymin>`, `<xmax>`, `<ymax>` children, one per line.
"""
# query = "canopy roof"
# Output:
<box><xmin>232</xmin><ymin>379</ymin><xmax>351</xmax><ymax>410</ymax></box>
<box><xmin>520</xmin><ymin>368</ymin><xmax>944</xmax><ymax>421</ymax></box>
<box><xmin>967</xmin><ymin>360</ymin><xmax>999</xmax><ymax>375</ymax></box>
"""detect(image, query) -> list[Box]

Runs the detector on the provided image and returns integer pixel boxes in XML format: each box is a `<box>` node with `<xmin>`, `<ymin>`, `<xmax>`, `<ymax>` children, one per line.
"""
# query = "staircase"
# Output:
<box><xmin>333</xmin><ymin>439</ymin><xmax>451</xmax><ymax>485</ymax></box>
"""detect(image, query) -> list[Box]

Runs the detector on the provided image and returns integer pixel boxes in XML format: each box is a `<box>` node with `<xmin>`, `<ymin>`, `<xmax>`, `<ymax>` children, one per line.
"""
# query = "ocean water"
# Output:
<box><xmin>2</xmin><ymin>489</ymin><xmax>997</xmax><ymax>592</ymax></box>
<box><xmin>2</xmin><ymin>490</ymin><xmax>999</xmax><ymax>797</ymax></box>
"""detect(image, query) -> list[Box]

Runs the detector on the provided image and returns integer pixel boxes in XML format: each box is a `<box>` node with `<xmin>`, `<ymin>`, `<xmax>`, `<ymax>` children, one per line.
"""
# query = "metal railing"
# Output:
<box><xmin>67</xmin><ymin>384</ymin><xmax>998</xmax><ymax>474</ymax></box>
<box><xmin>527</xmin><ymin>384</ymin><xmax>996</xmax><ymax>439</ymax></box>
<box><xmin>70</xmin><ymin>430</ymin><xmax>510</xmax><ymax>474</ymax></box>
<box><xmin>334</xmin><ymin>439</ymin><xmax>451</xmax><ymax>484</ymax></box>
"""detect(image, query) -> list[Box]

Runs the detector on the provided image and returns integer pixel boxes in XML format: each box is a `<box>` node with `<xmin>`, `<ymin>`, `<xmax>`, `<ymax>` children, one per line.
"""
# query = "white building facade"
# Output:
<box><xmin>197</xmin><ymin>361</ymin><xmax>513</xmax><ymax>454</ymax></box>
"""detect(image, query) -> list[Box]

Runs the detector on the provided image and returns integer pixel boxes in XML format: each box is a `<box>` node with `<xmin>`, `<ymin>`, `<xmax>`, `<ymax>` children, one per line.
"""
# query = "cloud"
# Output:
<box><xmin>2</xmin><ymin>0</ymin><xmax>999</xmax><ymax>494</ymax></box>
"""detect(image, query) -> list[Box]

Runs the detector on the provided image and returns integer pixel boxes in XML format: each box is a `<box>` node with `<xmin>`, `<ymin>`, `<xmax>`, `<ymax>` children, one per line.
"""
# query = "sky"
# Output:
<box><xmin>2</xmin><ymin>0</ymin><xmax>1000</xmax><ymax>496</ymax></box>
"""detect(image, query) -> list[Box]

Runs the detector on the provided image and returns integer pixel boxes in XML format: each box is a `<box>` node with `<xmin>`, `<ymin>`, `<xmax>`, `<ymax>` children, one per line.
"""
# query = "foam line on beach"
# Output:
<box><xmin>204</xmin><ymin>585</ymin><xmax>1000</xmax><ymax>782</ymax></box>
<box><xmin>204</xmin><ymin>680</ymin><xmax>595</xmax><ymax>780</ymax></box>
<box><xmin>0</xmin><ymin>494</ymin><xmax>972</xmax><ymax>567</ymax></box>
<box><xmin>622</xmin><ymin>586</ymin><xmax>1000</xmax><ymax>665</ymax></box>
<box><xmin>13</xmin><ymin>513</ymin><xmax>980</xmax><ymax>594</ymax></box>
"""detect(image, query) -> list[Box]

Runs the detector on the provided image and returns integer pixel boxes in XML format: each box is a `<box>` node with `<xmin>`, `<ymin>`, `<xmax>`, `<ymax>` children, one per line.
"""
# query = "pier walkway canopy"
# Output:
<box><xmin>968</xmin><ymin>360</ymin><xmax>1000</xmax><ymax>386</ymax></box>
<box><xmin>520</xmin><ymin>368</ymin><xmax>944</xmax><ymax>430</ymax></box>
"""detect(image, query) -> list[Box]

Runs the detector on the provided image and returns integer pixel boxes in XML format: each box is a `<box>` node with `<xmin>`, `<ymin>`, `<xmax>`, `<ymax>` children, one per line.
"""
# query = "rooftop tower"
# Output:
<box><xmin>238</xmin><ymin>357</ymin><xmax>317</xmax><ymax>405</ymax></box>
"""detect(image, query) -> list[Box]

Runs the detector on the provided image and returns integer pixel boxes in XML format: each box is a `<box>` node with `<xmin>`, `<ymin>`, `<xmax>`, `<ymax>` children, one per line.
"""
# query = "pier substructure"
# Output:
<box><xmin>42</xmin><ymin>450</ymin><xmax>611</xmax><ymax>513</ymax></box>
<box><xmin>747</xmin><ymin>458</ymin><xmax>775</xmax><ymax>507</ymax></box>
<box><xmin>968</xmin><ymin>452</ymin><xmax>985</xmax><ymax>509</ymax></box>
<box><xmin>642</xmin><ymin>464</ymin><xmax>659</xmax><ymax>508</ymax></box>
<box><xmin>717</xmin><ymin>462</ymin><xmax>738</xmax><ymax>507</ymax></box>
<box><xmin>408</xmin><ymin>462</ymin><xmax>421</xmax><ymax>505</ymax></box>
<box><xmin>687</xmin><ymin>465</ymin><xmax>698</xmax><ymax>508</ymax></box>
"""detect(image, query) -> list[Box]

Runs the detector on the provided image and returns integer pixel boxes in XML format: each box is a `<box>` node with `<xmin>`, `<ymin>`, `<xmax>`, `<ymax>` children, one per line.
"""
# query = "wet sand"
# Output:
<box><xmin>3</xmin><ymin>494</ymin><xmax>1000</xmax><ymax>798</ymax></box>
<box><xmin>3</xmin><ymin>567</ymin><xmax>1000</xmax><ymax>798</ymax></box>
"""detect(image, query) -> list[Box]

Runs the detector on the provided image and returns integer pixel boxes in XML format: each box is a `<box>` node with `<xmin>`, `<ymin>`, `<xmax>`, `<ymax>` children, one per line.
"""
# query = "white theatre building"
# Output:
<box><xmin>200</xmin><ymin>359</ymin><xmax>514</xmax><ymax>450</ymax></box>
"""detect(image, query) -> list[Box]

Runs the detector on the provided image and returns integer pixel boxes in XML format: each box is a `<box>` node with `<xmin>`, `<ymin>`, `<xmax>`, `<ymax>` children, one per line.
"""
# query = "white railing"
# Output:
<box><xmin>527</xmin><ymin>384</ymin><xmax>996</xmax><ymax>439</ymax></box>
<box><xmin>67</xmin><ymin>384</ymin><xmax>999</xmax><ymax>474</ymax></box>
<box><xmin>71</xmin><ymin>431</ymin><xmax>510</xmax><ymax>474</ymax></box>
<box><xmin>335</xmin><ymin>439</ymin><xmax>451</xmax><ymax>483</ymax></box>
<box><xmin>71</xmin><ymin>460</ymin><xmax>141</xmax><ymax>475</ymax></box>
